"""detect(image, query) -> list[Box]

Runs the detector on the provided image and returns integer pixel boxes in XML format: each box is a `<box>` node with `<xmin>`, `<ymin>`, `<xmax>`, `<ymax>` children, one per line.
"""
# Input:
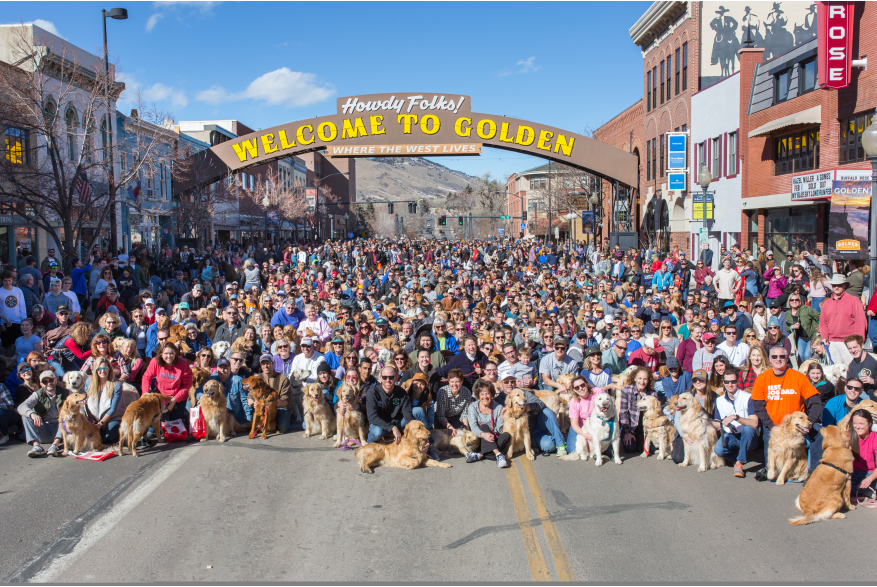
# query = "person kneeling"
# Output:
<box><xmin>464</xmin><ymin>379</ymin><xmax>510</xmax><ymax>468</ymax></box>
<box><xmin>712</xmin><ymin>370</ymin><xmax>760</xmax><ymax>478</ymax></box>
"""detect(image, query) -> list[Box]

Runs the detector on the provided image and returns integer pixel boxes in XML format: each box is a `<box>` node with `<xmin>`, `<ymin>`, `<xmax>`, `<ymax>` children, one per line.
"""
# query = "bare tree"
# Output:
<box><xmin>173</xmin><ymin>150</ymin><xmax>240</xmax><ymax>243</ymax></box>
<box><xmin>0</xmin><ymin>25</ymin><xmax>175</xmax><ymax>267</ymax></box>
<box><xmin>445</xmin><ymin>172</ymin><xmax>505</xmax><ymax>239</ymax></box>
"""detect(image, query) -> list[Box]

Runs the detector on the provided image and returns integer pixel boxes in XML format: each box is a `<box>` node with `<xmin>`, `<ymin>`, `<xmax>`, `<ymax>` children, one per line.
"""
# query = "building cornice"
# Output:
<box><xmin>629</xmin><ymin>1</ymin><xmax>688</xmax><ymax>50</ymax></box>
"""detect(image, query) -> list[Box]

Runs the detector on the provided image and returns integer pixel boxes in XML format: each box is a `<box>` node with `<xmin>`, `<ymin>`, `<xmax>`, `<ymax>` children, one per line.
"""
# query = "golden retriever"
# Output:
<box><xmin>116</xmin><ymin>393</ymin><xmax>177</xmax><ymax>456</ymax></box>
<box><xmin>355</xmin><ymin>420</ymin><xmax>451</xmax><ymax>474</ymax></box>
<box><xmin>790</xmin><ymin>425</ymin><xmax>855</xmax><ymax>525</ymax></box>
<box><xmin>429</xmin><ymin>428</ymin><xmax>480</xmax><ymax>456</ymax></box>
<box><xmin>62</xmin><ymin>371</ymin><xmax>87</xmax><ymax>393</ymax></box>
<box><xmin>243</xmin><ymin>376</ymin><xmax>278</xmax><ymax>439</ymax></box>
<box><xmin>767</xmin><ymin>411</ymin><xmax>811</xmax><ymax>485</ymax></box>
<box><xmin>302</xmin><ymin>382</ymin><xmax>336</xmax><ymax>440</ymax></box>
<box><xmin>676</xmin><ymin>392</ymin><xmax>724</xmax><ymax>472</ymax></box>
<box><xmin>58</xmin><ymin>392</ymin><xmax>103</xmax><ymax>454</ymax></box>
<box><xmin>196</xmin><ymin>308</ymin><xmax>217</xmax><ymax>339</ymax></box>
<box><xmin>503</xmin><ymin>388</ymin><xmax>535</xmax><ymax>461</ymax></box>
<box><xmin>334</xmin><ymin>384</ymin><xmax>367</xmax><ymax>448</ymax></box>
<box><xmin>535</xmin><ymin>389</ymin><xmax>570</xmax><ymax>436</ymax></box>
<box><xmin>198</xmin><ymin>379</ymin><xmax>236</xmax><ymax>442</ymax></box>
<box><xmin>637</xmin><ymin>395</ymin><xmax>675</xmax><ymax>460</ymax></box>
<box><xmin>189</xmin><ymin>366</ymin><xmax>210</xmax><ymax>413</ymax></box>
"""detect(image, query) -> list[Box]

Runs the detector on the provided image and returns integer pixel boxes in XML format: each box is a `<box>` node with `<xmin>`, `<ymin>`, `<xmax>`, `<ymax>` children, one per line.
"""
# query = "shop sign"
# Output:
<box><xmin>0</xmin><ymin>215</ymin><xmax>12</xmax><ymax>224</ymax></box>
<box><xmin>818</xmin><ymin>1</ymin><xmax>853</xmax><ymax>90</ymax></box>
<box><xmin>792</xmin><ymin>168</ymin><xmax>870</xmax><ymax>200</ymax></box>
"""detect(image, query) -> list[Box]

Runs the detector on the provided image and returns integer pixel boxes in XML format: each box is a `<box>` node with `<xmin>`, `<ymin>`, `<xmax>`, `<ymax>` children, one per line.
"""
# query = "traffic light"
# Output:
<box><xmin>388</xmin><ymin>203</ymin><xmax>394</xmax><ymax>214</ymax></box>
<box><xmin>522</xmin><ymin>211</ymin><xmax>528</xmax><ymax>221</ymax></box>
<box><xmin>439</xmin><ymin>215</ymin><xmax>446</xmax><ymax>225</ymax></box>
<box><xmin>458</xmin><ymin>217</ymin><xmax>464</xmax><ymax>226</ymax></box>
<box><xmin>408</xmin><ymin>202</ymin><xmax>417</xmax><ymax>213</ymax></box>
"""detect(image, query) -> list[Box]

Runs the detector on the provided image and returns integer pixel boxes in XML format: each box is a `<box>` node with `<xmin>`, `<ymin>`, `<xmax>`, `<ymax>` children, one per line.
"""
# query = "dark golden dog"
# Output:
<box><xmin>243</xmin><ymin>376</ymin><xmax>278</xmax><ymax>439</ymax></box>
<box><xmin>790</xmin><ymin>425</ymin><xmax>855</xmax><ymax>525</ymax></box>
<box><xmin>116</xmin><ymin>393</ymin><xmax>176</xmax><ymax>456</ymax></box>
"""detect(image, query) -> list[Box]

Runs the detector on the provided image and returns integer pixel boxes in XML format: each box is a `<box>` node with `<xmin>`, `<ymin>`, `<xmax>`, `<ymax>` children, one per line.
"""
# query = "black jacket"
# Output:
<box><xmin>365</xmin><ymin>383</ymin><xmax>414</xmax><ymax>433</ymax></box>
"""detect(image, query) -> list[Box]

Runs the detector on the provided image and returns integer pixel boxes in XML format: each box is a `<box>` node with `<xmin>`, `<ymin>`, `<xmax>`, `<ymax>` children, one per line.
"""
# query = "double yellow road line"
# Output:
<box><xmin>505</xmin><ymin>457</ymin><xmax>575</xmax><ymax>582</ymax></box>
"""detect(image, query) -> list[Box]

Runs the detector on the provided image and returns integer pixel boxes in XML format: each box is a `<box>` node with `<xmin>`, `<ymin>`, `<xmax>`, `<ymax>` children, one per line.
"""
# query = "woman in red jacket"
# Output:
<box><xmin>142</xmin><ymin>342</ymin><xmax>193</xmax><ymax>429</ymax></box>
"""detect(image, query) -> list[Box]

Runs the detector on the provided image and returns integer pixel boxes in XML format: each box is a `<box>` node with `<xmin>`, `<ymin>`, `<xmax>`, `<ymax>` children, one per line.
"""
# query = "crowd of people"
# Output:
<box><xmin>0</xmin><ymin>237</ymin><xmax>874</xmax><ymax>498</ymax></box>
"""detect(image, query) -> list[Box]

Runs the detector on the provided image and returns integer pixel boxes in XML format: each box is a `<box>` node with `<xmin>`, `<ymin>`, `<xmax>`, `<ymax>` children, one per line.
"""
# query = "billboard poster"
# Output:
<box><xmin>581</xmin><ymin>211</ymin><xmax>594</xmax><ymax>234</ymax></box>
<box><xmin>828</xmin><ymin>179</ymin><xmax>871</xmax><ymax>259</ymax></box>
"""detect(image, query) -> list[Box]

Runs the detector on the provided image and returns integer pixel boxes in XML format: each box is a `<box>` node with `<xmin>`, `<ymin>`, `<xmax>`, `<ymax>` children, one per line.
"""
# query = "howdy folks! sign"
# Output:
<box><xmin>178</xmin><ymin>93</ymin><xmax>639</xmax><ymax>191</ymax></box>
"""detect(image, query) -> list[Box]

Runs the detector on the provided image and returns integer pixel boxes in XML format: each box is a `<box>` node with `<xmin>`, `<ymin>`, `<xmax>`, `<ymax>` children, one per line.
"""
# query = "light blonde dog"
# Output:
<box><xmin>334</xmin><ymin>383</ymin><xmax>367</xmax><ymax>448</ymax></box>
<box><xmin>58</xmin><ymin>392</ymin><xmax>103</xmax><ymax>454</ymax></box>
<box><xmin>675</xmin><ymin>392</ymin><xmax>724</xmax><ymax>472</ymax></box>
<box><xmin>302</xmin><ymin>382</ymin><xmax>335</xmax><ymax>440</ymax></box>
<box><xmin>535</xmin><ymin>389</ymin><xmax>570</xmax><ymax>436</ymax></box>
<box><xmin>637</xmin><ymin>395</ymin><xmax>675</xmax><ymax>460</ymax></box>
<box><xmin>429</xmin><ymin>428</ymin><xmax>480</xmax><ymax>456</ymax></box>
<box><xmin>767</xmin><ymin>411</ymin><xmax>811</xmax><ymax>485</ymax></box>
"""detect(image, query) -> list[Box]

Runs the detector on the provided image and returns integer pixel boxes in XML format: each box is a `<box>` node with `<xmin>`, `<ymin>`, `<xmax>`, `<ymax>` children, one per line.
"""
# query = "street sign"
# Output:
<box><xmin>699</xmin><ymin>227</ymin><xmax>708</xmax><ymax>243</ymax></box>
<box><xmin>692</xmin><ymin>192</ymin><xmax>714</xmax><ymax>221</ymax></box>
<box><xmin>700</xmin><ymin>242</ymin><xmax>709</xmax><ymax>250</ymax></box>
<box><xmin>667</xmin><ymin>133</ymin><xmax>687</xmax><ymax>170</ymax></box>
<box><xmin>668</xmin><ymin>172</ymin><xmax>686</xmax><ymax>191</ymax></box>
<box><xmin>267</xmin><ymin>211</ymin><xmax>278</xmax><ymax>220</ymax></box>
<box><xmin>554</xmin><ymin>227</ymin><xmax>559</xmax><ymax>239</ymax></box>
<box><xmin>520</xmin><ymin>222</ymin><xmax>526</xmax><ymax>230</ymax></box>
<box><xmin>498</xmin><ymin>227</ymin><xmax>505</xmax><ymax>235</ymax></box>
<box><xmin>500</xmin><ymin>215</ymin><xmax>511</xmax><ymax>220</ymax></box>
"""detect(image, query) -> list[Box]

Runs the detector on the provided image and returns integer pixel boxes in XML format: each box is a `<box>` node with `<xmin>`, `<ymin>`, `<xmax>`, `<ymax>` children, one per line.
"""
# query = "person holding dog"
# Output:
<box><xmin>84</xmin><ymin>356</ymin><xmax>124</xmax><ymax>444</ymax></box>
<box><xmin>248</xmin><ymin>354</ymin><xmax>293</xmax><ymax>433</ymax></box>
<box><xmin>17</xmin><ymin>370</ymin><xmax>66</xmax><ymax>458</ymax></box>
<box><xmin>464</xmin><ymin>378</ymin><xmax>511</xmax><ymax>468</ymax></box>
<box><xmin>712</xmin><ymin>369</ymin><xmax>760</xmax><ymax>478</ymax></box>
<box><xmin>750</xmin><ymin>346</ymin><xmax>823</xmax><ymax>479</ymax></box>
<box><xmin>564</xmin><ymin>375</ymin><xmax>595</xmax><ymax>458</ymax></box>
<box><xmin>364</xmin><ymin>366</ymin><xmax>424</xmax><ymax>444</ymax></box>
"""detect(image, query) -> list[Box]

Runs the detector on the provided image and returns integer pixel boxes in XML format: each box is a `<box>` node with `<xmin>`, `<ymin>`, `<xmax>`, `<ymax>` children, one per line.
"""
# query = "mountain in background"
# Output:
<box><xmin>355</xmin><ymin>157</ymin><xmax>475</xmax><ymax>203</ymax></box>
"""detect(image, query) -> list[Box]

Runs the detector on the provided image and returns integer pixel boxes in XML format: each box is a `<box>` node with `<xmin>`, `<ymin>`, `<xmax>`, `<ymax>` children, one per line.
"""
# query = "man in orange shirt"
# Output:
<box><xmin>751</xmin><ymin>346</ymin><xmax>823</xmax><ymax>480</ymax></box>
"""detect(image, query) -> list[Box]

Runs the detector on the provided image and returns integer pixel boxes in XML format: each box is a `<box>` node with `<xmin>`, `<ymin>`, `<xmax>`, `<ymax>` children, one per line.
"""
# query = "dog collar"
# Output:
<box><xmin>817</xmin><ymin>461</ymin><xmax>852</xmax><ymax>479</ymax></box>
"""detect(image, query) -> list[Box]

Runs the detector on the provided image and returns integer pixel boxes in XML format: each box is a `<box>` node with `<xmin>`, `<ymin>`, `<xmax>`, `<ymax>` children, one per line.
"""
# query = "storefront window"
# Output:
<box><xmin>765</xmin><ymin>206</ymin><xmax>820</xmax><ymax>261</ymax></box>
<box><xmin>0</xmin><ymin>227</ymin><xmax>8</xmax><ymax>264</ymax></box>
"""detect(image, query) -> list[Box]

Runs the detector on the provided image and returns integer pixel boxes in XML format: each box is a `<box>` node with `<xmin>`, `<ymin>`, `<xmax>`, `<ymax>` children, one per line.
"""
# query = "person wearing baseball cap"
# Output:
<box><xmin>628</xmin><ymin>336</ymin><xmax>665</xmax><ymax>371</ymax></box>
<box><xmin>692</xmin><ymin>332</ymin><xmax>728</xmax><ymax>373</ymax></box>
<box><xmin>250</xmin><ymin>353</ymin><xmax>293</xmax><ymax>433</ymax></box>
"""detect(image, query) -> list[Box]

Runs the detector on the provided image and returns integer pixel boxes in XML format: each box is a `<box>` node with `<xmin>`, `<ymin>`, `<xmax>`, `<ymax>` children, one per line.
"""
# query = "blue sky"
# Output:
<box><xmin>5</xmin><ymin>1</ymin><xmax>648</xmax><ymax>179</ymax></box>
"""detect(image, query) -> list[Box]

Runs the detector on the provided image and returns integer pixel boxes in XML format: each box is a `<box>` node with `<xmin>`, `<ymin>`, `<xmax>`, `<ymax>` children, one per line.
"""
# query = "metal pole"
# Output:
<box><xmin>870</xmin><ymin>156</ymin><xmax>877</xmax><ymax>285</ymax></box>
<box><xmin>103</xmin><ymin>11</ymin><xmax>119</xmax><ymax>254</ymax></box>
<box><xmin>547</xmin><ymin>160</ymin><xmax>552</xmax><ymax>244</ymax></box>
<box><xmin>469</xmin><ymin>212</ymin><xmax>473</xmax><ymax>241</ymax></box>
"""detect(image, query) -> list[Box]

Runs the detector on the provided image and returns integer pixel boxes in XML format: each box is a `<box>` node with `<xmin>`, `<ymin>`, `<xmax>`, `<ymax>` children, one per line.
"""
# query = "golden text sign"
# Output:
<box><xmin>326</xmin><ymin>143</ymin><xmax>482</xmax><ymax>157</ymax></box>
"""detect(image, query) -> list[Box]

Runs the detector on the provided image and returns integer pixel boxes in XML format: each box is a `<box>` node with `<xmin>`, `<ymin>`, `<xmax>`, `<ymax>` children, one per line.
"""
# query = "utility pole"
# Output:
<box><xmin>469</xmin><ymin>212</ymin><xmax>473</xmax><ymax>240</ymax></box>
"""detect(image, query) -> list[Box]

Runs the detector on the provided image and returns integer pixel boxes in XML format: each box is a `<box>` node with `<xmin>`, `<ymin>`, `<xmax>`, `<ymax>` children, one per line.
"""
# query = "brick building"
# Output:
<box><xmin>630</xmin><ymin>0</ymin><xmax>701</xmax><ymax>254</ymax></box>
<box><xmin>738</xmin><ymin>1</ymin><xmax>877</xmax><ymax>261</ymax></box>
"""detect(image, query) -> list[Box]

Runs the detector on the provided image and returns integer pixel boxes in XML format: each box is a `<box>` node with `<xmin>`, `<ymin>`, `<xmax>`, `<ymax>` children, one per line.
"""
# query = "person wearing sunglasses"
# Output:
<box><xmin>18</xmin><ymin>370</ymin><xmax>67</xmax><ymax>457</ymax></box>
<box><xmin>365</xmin><ymin>366</ymin><xmax>427</xmax><ymax>446</ymax></box>
<box><xmin>712</xmin><ymin>368</ymin><xmax>760</xmax><ymax>478</ymax></box>
<box><xmin>751</xmin><ymin>346</ymin><xmax>823</xmax><ymax>479</ymax></box>
<box><xmin>821</xmin><ymin>377</ymin><xmax>869</xmax><ymax>428</ymax></box>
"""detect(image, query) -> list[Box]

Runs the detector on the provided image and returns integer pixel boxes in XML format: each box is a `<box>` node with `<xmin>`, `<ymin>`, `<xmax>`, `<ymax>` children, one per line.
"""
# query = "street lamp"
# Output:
<box><xmin>565</xmin><ymin>212</ymin><xmax>577</xmax><ymax>245</ymax></box>
<box><xmin>262</xmin><ymin>195</ymin><xmax>270</xmax><ymax>244</ymax></box>
<box><xmin>861</xmin><ymin>114</ymin><xmax>877</xmax><ymax>285</ymax></box>
<box><xmin>697</xmin><ymin>164</ymin><xmax>712</xmax><ymax>257</ymax></box>
<box><xmin>589</xmin><ymin>192</ymin><xmax>599</xmax><ymax>246</ymax></box>
<box><xmin>102</xmin><ymin>7</ymin><xmax>127</xmax><ymax>254</ymax></box>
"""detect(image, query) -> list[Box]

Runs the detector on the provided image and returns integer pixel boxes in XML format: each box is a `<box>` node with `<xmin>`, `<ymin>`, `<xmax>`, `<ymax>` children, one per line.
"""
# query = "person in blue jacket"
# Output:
<box><xmin>70</xmin><ymin>256</ymin><xmax>92</xmax><ymax>309</ymax></box>
<box><xmin>822</xmin><ymin>377</ymin><xmax>869</xmax><ymax>426</ymax></box>
<box><xmin>270</xmin><ymin>298</ymin><xmax>306</xmax><ymax>329</ymax></box>
<box><xmin>196</xmin><ymin>357</ymin><xmax>253</xmax><ymax>426</ymax></box>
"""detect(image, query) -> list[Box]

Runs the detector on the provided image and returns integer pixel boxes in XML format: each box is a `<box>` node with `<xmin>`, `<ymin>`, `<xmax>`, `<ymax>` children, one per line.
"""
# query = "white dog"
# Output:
<box><xmin>561</xmin><ymin>392</ymin><xmax>622</xmax><ymax>466</ymax></box>
<box><xmin>212</xmin><ymin>340</ymin><xmax>231</xmax><ymax>360</ymax></box>
<box><xmin>62</xmin><ymin>371</ymin><xmax>86</xmax><ymax>393</ymax></box>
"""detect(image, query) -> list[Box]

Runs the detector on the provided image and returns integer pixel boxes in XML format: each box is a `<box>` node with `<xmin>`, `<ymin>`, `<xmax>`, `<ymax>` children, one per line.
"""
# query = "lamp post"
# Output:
<box><xmin>565</xmin><ymin>212</ymin><xmax>577</xmax><ymax>245</ymax></box>
<box><xmin>589</xmin><ymin>192</ymin><xmax>599</xmax><ymax>247</ymax></box>
<box><xmin>102</xmin><ymin>7</ymin><xmax>127</xmax><ymax>254</ymax></box>
<box><xmin>697</xmin><ymin>164</ymin><xmax>712</xmax><ymax>258</ymax></box>
<box><xmin>861</xmin><ymin>114</ymin><xmax>877</xmax><ymax>284</ymax></box>
<box><xmin>262</xmin><ymin>195</ymin><xmax>270</xmax><ymax>244</ymax></box>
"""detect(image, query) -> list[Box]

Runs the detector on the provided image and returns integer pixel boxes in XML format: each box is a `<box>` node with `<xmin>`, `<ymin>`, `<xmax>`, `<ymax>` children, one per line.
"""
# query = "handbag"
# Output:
<box><xmin>671</xmin><ymin>433</ymin><xmax>685</xmax><ymax>464</ymax></box>
<box><xmin>189</xmin><ymin>406</ymin><xmax>207</xmax><ymax>440</ymax></box>
<box><xmin>161</xmin><ymin>419</ymin><xmax>188</xmax><ymax>442</ymax></box>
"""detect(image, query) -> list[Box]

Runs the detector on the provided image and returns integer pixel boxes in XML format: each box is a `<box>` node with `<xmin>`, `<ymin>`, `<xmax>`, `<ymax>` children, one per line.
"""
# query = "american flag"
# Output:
<box><xmin>75</xmin><ymin>171</ymin><xmax>91</xmax><ymax>205</ymax></box>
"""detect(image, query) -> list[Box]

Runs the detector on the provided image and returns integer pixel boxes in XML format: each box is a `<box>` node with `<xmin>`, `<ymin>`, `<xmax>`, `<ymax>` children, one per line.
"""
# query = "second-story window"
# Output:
<box><xmin>711</xmin><ymin>137</ymin><xmax>720</xmax><ymax>179</ymax></box>
<box><xmin>776</xmin><ymin>129</ymin><xmax>820</xmax><ymax>175</ymax></box>
<box><xmin>675</xmin><ymin>48</ymin><xmax>680</xmax><ymax>95</ymax></box>
<box><xmin>682</xmin><ymin>42</ymin><xmax>688</xmax><ymax>91</ymax></box>
<box><xmin>839</xmin><ymin>114</ymin><xmax>870</xmax><ymax>164</ymax></box>
<box><xmin>799</xmin><ymin>58</ymin><xmax>818</xmax><ymax>95</ymax></box>
<box><xmin>666</xmin><ymin>56</ymin><xmax>672</xmax><ymax>98</ymax></box>
<box><xmin>4</xmin><ymin>126</ymin><xmax>27</xmax><ymax>165</ymax></box>
<box><xmin>659</xmin><ymin>134</ymin><xmax>665</xmax><ymax>178</ymax></box>
<box><xmin>660</xmin><ymin>61</ymin><xmax>665</xmax><ymax>104</ymax></box>
<box><xmin>652</xmin><ymin>67</ymin><xmax>657</xmax><ymax>109</ymax></box>
<box><xmin>728</xmin><ymin>132</ymin><xmax>737</xmax><ymax>175</ymax></box>
<box><xmin>774</xmin><ymin>68</ymin><xmax>792</xmax><ymax>103</ymax></box>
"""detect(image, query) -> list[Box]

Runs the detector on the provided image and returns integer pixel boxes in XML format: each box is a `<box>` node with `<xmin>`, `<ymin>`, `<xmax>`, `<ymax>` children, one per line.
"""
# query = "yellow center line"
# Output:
<box><xmin>520</xmin><ymin>457</ymin><xmax>576</xmax><ymax>582</ymax></box>
<box><xmin>505</xmin><ymin>464</ymin><xmax>550</xmax><ymax>581</ymax></box>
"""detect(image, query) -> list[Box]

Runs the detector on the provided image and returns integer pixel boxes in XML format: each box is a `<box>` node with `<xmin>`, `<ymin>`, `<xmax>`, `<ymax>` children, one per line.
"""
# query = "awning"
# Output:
<box><xmin>748</xmin><ymin>105</ymin><xmax>821</xmax><ymax>138</ymax></box>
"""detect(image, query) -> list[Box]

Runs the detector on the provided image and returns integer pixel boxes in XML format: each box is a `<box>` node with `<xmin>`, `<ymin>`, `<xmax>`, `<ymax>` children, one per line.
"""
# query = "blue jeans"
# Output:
<box><xmin>810</xmin><ymin>297</ymin><xmax>825</xmax><ymax>312</ymax></box>
<box><xmin>797</xmin><ymin>338</ymin><xmax>813</xmax><ymax>362</ymax></box>
<box><xmin>530</xmin><ymin>408</ymin><xmax>566</xmax><ymax>452</ymax></box>
<box><xmin>0</xmin><ymin>408</ymin><xmax>12</xmax><ymax>436</ymax></box>
<box><xmin>852</xmin><ymin>470</ymin><xmax>876</xmax><ymax>496</ymax></box>
<box><xmin>101</xmin><ymin>420</ymin><xmax>121</xmax><ymax>444</ymax></box>
<box><xmin>367</xmin><ymin>410</ymin><xmax>427</xmax><ymax>443</ymax></box>
<box><xmin>713</xmin><ymin>425</ymin><xmax>758</xmax><ymax>465</ymax></box>
<box><xmin>868</xmin><ymin>318</ymin><xmax>877</xmax><ymax>351</ymax></box>
<box><xmin>276</xmin><ymin>408</ymin><xmax>291</xmax><ymax>433</ymax></box>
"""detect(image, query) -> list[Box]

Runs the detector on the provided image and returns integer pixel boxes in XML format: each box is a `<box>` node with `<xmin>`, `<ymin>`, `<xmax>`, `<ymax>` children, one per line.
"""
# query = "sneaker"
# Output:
<box><xmin>555</xmin><ymin>445</ymin><xmax>568</xmax><ymax>457</ymax></box>
<box><xmin>465</xmin><ymin>452</ymin><xmax>482</xmax><ymax>463</ymax></box>
<box><xmin>734</xmin><ymin>461</ymin><xmax>745</xmax><ymax>478</ymax></box>
<box><xmin>496</xmin><ymin>453</ymin><xmax>510</xmax><ymax>468</ymax></box>
<box><xmin>427</xmin><ymin>447</ymin><xmax>441</xmax><ymax>461</ymax></box>
<box><xmin>47</xmin><ymin>444</ymin><xmax>62</xmax><ymax>457</ymax></box>
<box><xmin>0</xmin><ymin>434</ymin><xmax>9</xmax><ymax>445</ymax></box>
<box><xmin>27</xmin><ymin>444</ymin><xmax>47</xmax><ymax>458</ymax></box>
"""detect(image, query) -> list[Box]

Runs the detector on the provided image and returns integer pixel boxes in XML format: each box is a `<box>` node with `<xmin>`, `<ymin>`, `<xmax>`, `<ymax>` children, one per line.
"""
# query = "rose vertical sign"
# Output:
<box><xmin>818</xmin><ymin>1</ymin><xmax>853</xmax><ymax>89</ymax></box>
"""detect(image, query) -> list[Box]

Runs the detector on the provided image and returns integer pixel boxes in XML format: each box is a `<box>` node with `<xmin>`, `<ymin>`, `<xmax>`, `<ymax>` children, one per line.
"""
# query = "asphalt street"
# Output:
<box><xmin>0</xmin><ymin>429</ymin><xmax>873</xmax><ymax>583</ymax></box>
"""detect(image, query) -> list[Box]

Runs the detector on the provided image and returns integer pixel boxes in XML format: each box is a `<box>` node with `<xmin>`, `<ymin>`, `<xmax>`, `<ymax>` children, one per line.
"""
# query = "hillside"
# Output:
<box><xmin>355</xmin><ymin>157</ymin><xmax>475</xmax><ymax>203</ymax></box>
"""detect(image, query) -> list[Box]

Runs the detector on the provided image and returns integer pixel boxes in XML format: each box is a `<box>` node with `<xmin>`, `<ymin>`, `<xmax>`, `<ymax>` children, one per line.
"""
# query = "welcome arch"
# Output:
<box><xmin>175</xmin><ymin>92</ymin><xmax>640</xmax><ymax>237</ymax></box>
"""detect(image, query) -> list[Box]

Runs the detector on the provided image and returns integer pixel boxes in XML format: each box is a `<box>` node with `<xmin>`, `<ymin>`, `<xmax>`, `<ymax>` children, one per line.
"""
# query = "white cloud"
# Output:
<box><xmin>498</xmin><ymin>56</ymin><xmax>542</xmax><ymax>78</ymax></box>
<box><xmin>195</xmin><ymin>68</ymin><xmax>334</xmax><ymax>109</ymax></box>
<box><xmin>143</xmin><ymin>83</ymin><xmax>188</xmax><ymax>108</ymax></box>
<box><xmin>2</xmin><ymin>19</ymin><xmax>66</xmax><ymax>39</ymax></box>
<box><xmin>145</xmin><ymin>13</ymin><xmax>164</xmax><ymax>32</ymax></box>
<box><xmin>195</xmin><ymin>85</ymin><xmax>227</xmax><ymax>105</ymax></box>
<box><xmin>153</xmin><ymin>1</ymin><xmax>221</xmax><ymax>13</ymax></box>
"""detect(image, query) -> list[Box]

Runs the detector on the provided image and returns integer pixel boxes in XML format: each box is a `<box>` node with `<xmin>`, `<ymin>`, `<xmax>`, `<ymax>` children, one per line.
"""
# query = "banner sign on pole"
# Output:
<box><xmin>818</xmin><ymin>1</ymin><xmax>853</xmax><ymax>90</ymax></box>
<box><xmin>828</xmin><ymin>178</ymin><xmax>870</xmax><ymax>259</ymax></box>
<box><xmin>692</xmin><ymin>193</ymin><xmax>714</xmax><ymax>221</ymax></box>
<box><xmin>581</xmin><ymin>211</ymin><xmax>594</xmax><ymax>234</ymax></box>
<box><xmin>667</xmin><ymin>133</ymin><xmax>686</xmax><ymax>170</ymax></box>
